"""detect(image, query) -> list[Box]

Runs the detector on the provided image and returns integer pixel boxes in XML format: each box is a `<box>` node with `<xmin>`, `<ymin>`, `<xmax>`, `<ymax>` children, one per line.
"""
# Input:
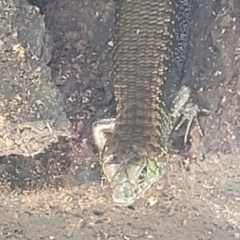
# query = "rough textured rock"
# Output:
<box><xmin>0</xmin><ymin>0</ymin><xmax>71</xmax><ymax>156</ymax></box>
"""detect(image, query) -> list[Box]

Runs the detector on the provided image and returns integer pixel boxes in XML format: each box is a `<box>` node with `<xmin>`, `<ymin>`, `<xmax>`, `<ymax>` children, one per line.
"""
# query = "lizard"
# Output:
<box><xmin>92</xmin><ymin>0</ymin><xmax>202</xmax><ymax>207</ymax></box>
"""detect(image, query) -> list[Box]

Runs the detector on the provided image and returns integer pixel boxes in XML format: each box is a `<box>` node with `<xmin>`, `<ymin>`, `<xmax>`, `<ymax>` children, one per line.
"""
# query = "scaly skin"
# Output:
<box><xmin>93</xmin><ymin>0</ymin><xmax>194</xmax><ymax>206</ymax></box>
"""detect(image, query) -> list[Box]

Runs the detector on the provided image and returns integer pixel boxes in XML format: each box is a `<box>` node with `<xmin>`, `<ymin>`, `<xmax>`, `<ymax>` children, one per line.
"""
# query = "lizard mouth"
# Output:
<box><xmin>103</xmin><ymin>155</ymin><xmax>168</xmax><ymax>207</ymax></box>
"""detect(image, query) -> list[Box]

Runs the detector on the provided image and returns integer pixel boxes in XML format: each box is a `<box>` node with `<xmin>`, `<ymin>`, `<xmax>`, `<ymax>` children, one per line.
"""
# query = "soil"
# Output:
<box><xmin>0</xmin><ymin>0</ymin><xmax>240</xmax><ymax>239</ymax></box>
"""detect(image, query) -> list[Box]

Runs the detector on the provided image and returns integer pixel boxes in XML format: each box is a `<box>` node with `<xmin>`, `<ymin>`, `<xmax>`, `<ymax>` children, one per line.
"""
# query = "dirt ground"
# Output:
<box><xmin>0</xmin><ymin>0</ymin><xmax>240</xmax><ymax>239</ymax></box>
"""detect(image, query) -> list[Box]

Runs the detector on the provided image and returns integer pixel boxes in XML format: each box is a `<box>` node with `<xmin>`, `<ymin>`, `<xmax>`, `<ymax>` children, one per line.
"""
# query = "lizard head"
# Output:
<box><xmin>101</xmin><ymin>143</ymin><xmax>167</xmax><ymax>207</ymax></box>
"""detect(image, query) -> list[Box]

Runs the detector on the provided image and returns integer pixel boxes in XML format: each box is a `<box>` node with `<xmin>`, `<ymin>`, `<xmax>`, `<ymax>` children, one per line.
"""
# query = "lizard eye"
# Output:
<box><xmin>139</xmin><ymin>167</ymin><xmax>147</xmax><ymax>181</ymax></box>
